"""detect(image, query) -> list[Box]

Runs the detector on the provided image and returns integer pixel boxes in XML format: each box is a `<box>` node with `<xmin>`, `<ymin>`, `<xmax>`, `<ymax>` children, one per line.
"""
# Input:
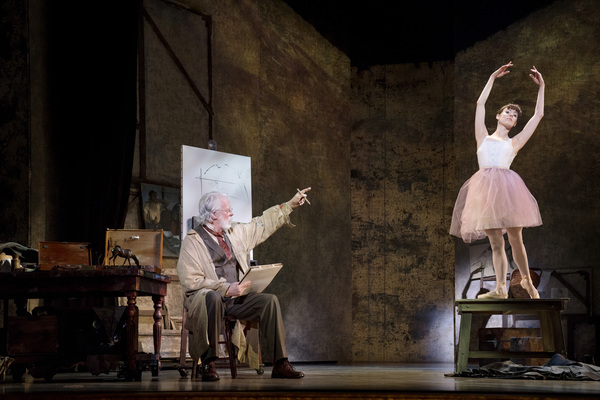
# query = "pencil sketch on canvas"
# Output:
<box><xmin>181</xmin><ymin>145</ymin><xmax>252</xmax><ymax>239</ymax></box>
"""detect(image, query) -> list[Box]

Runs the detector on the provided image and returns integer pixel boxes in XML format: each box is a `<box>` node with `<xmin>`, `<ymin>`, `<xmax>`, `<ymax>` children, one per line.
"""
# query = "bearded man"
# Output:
<box><xmin>177</xmin><ymin>188</ymin><xmax>310</xmax><ymax>381</ymax></box>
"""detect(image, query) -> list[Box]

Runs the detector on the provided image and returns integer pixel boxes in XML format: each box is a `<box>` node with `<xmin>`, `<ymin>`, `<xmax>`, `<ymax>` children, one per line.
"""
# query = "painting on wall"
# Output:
<box><xmin>140</xmin><ymin>182</ymin><xmax>181</xmax><ymax>257</ymax></box>
<box><xmin>181</xmin><ymin>145</ymin><xmax>252</xmax><ymax>241</ymax></box>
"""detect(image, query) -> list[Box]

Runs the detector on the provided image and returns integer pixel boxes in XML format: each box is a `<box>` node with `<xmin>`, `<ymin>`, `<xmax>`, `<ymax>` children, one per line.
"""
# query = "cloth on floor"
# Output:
<box><xmin>446</xmin><ymin>354</ymin><xmax>600</xmax><ymax>381</ymax></box>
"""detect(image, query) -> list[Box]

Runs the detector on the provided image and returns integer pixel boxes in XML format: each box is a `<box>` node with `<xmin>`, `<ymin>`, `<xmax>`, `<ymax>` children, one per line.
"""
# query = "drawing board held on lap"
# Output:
<box><xmin>238</xmin><ymin>263</ymin><xmax>283</xmax><ymax>296</ymax></box>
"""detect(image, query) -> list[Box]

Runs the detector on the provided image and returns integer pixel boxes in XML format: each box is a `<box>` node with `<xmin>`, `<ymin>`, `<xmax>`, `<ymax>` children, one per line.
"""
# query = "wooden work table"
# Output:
<box><xmin>455</xmin><ymin>298</ymin><xmax>568</xmax><ymax>372</ymax></box>
<box><xmin>0</xmin><ymin>266</ymin><xmax>171</xmax><ymax>381</ymax></box>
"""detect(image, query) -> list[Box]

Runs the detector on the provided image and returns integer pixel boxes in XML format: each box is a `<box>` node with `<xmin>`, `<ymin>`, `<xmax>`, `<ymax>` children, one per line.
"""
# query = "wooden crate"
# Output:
<box><xmin>104</xmin><ymin>229</ymin><xmax>163</xmax><ymax>273</ymax></box>
<box><xmin>38</xmin><ymin>241</ymin><xmax>92</xmax><ymax>271</ymax></box>
<box><xmin>7</xmin><ymin>316</ymin><xmax>59</xmax><ymax>356</ymax></box>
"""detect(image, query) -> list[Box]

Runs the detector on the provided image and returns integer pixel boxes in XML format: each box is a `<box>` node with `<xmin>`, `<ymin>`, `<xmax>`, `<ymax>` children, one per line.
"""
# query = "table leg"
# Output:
<box><xmin>126</xmin><ymin>293</ymin><xmax>140</xmax><ymax>381</ymax></box>
<box><xmin>539</xmin><ymin>311</ymin><xmax>554</xmax><ymax>352</ymax></box>
<box><xmin>151</xmin><ymin>295</ymin><xmax>164</xmax><ymax>376</ymax></box>
<box><xmin>456</xmin><ymin>312</ymin><xmax>472</xmax><ymax>372</ymax></box>
<box><xmin>549</xmin><ymin>311</ymin><xmax>566</xmax><ymax>355</ymax></box>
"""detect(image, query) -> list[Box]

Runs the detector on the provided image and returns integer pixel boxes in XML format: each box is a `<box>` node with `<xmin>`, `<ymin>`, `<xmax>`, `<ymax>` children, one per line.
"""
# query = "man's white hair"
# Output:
<box><xmin>198</xmin><ymin>191</ymin><xmax>228</xmax><ymax>225</ymax></box>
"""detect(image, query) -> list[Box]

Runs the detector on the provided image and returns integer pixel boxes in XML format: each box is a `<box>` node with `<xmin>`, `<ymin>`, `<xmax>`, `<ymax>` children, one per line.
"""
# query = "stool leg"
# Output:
<box><xmin>225</xmin><ymin>320</ymin><xmax>237</xmax><ymax>378</ymax></box>
<box><xmin>191</xmin><ymin>358</ymin><xmax>198</xmax><ymax>379</ymax></box>
<box><xmin>456</xmin><ymin>312</ymin><xmax>472</xmax><ymax>373</ymax></box>
<box><xmin>178</xmin><ymin>309</ymin><xmax>189</xmax><ymax>377</ymax></box>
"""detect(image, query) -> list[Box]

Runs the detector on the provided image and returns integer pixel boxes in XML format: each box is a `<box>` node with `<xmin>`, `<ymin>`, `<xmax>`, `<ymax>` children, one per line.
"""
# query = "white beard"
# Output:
<box><xmin>218</xmin><ymin>213</ymin><xmax>232</xmax><ymax>230</ymax></box>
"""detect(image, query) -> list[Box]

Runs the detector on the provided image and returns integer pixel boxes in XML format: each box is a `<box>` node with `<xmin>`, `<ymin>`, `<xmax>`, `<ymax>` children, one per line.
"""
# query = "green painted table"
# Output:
<box><xmin>455</xmin><ymin>298</ymin><xmax>568</xmax><ymax>372</ymax></box>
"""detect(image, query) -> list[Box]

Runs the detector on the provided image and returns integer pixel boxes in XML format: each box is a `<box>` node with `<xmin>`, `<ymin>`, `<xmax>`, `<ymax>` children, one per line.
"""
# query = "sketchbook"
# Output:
<box><xmin>238</xmin><ymin>263</ymin><xmax>283</xmax><ymax>295</ymax></box>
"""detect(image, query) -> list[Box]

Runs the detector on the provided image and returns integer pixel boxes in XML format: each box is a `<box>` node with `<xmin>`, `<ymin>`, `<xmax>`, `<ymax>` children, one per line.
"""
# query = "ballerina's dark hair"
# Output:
<box><xmin>497</xmin><ymin>103</ymin><xmax>522</xmax><ymax>119</ymax></box>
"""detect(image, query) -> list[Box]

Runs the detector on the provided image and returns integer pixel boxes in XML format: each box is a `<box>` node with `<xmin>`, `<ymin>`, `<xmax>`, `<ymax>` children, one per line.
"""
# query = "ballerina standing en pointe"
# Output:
<box><xmin>450</xmin><ymin>62</ymin><xmax>545</xmax><ymax>299</ymax></box>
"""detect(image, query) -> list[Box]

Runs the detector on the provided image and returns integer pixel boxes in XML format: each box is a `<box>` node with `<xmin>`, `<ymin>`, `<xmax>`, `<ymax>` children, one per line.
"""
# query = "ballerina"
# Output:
<box><xmin>450</xmin><ymin>61</ymin><xmax>545</xmax><ymax>299</ymax></box>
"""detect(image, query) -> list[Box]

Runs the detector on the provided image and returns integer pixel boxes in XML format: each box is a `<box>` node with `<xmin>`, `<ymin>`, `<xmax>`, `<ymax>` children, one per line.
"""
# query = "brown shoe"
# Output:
<box><xmin>271</xmin><ymin>359</ymin><xmax>304</xmax><ymax>379</ymax></box>
<box><xmin>201</xmin><ymin>361</ymin><xmax>220</xmax><ymax>381</ymax></box>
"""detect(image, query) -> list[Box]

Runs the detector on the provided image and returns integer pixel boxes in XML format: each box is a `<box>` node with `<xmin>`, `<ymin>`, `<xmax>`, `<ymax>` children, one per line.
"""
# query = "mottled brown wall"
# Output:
<box><xmin>454</xmin><ymin>0</ymin><xmax>600</xmax><ymax>318</ymax></box>
<box><xmin>350</xmin><ymin>63</ymin><xmax>456</xmax><ymax>362</ymax></box>
<box><xmin>132</xmin><ymin>0</ymin><xmax>352</xmax><ymax>362</ymax></box>
<box><xmin>0</xmin><ymin>0</ymin><xmax>29</xmax><ymax>245</ymax></box>
<box><xmin>141</xmin><ymin>0</ymin><xmax>212</xmax><ymax>183</ymax></box>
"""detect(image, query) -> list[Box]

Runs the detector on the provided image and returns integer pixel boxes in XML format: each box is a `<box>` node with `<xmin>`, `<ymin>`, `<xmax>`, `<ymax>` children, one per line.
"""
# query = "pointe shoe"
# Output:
<box><xmin>477</xmin><ymin>287</ymin><xmax>508</xmax><ymax>299</ymax></box>
<box><xmin>520</xmin><ymin>278</ymin><xmax>540</xmax><ymax>299</ymax></box>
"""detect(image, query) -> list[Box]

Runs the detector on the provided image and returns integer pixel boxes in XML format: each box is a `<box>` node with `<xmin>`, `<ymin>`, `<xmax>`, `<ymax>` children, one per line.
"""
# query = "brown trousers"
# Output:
<box><xmin>203</xmin><ymin>290</ymin><xmax>288</xmax><ymax>363</ymax></box>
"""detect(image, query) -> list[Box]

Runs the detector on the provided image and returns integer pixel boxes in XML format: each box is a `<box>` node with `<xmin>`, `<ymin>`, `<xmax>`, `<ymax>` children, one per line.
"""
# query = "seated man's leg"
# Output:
<box><xmin>226</xmin><ymin>293</ymin><xmax>303</xmax><ymax>378</ymax></box>
<box><xmin>227</xmin><ymin>293</ymin><xmax>286</xmax><ymax>361</ymax></box>
<box><xmin>204</xmin><ymin>290</ymin><xmax>225</xmax><ymax>363</ymax></box>
<box><xmin>201</xmin><ymin>290</ymin><xmax>224</xmax><ymax>381</ymax></box>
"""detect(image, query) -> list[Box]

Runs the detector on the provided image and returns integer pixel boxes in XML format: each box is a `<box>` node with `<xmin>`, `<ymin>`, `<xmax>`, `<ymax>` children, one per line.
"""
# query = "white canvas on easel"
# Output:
<box><xmin>181</xmin><ymin>145</ymin><xmax>252</xmax><ymax>240</ymax></box>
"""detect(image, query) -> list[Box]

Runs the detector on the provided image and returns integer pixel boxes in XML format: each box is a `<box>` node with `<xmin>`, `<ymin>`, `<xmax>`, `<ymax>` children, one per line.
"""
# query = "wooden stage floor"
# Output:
<box><xmin>1</xmin><ymin>362</ymin><xmax>599</xmax><ymax>400</ymax></box>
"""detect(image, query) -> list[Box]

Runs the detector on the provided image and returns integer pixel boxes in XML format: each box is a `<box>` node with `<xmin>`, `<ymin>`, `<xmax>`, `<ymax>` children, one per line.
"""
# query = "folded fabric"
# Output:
<box><xmin>446</xmin><ymin>354</ymin><xmax>600</xmax><ymax>381</ymax></box>
<box><xmin>0</xmin><ymin>242</ymin><xmax>38</xmax><ymax>263</ymax></box>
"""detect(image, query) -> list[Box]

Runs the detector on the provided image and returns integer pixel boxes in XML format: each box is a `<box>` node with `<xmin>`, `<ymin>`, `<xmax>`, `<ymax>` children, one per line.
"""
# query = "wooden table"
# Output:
<box><xmin>0</xmin><ymin>266</ymin><xmax>171</xmax><ymax>381</ymax></box>
<box><xmin>455</xmin><ymin>298</ymin><xmax>568</xmax><ymax>372</ymax></box>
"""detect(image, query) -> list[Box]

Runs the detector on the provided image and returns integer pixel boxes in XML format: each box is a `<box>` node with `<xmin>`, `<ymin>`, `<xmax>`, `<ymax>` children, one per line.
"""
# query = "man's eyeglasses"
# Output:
<box><xmin>216</xmin><ymin>208</ymin><xmax>233</xmax><ymax>214</ymax></box>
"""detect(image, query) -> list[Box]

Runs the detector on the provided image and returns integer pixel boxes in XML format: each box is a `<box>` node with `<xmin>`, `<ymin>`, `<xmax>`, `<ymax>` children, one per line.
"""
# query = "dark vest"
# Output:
<box><xmin>195</xmin><ymin>227</ymin><xmax>241</xmax><ymax>284</ymax></box>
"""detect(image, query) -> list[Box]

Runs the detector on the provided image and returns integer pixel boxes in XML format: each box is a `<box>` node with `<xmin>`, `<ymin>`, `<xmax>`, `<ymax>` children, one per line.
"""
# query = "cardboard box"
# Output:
<box><xmin>104</xmin><ymin>229</ymin><xmax>163</xmax><ymax>273</ymax></box>
<box><xmin>38</xmin><ymin>242</ymin><xmax>92</xmax><ymax>271</ymax></box>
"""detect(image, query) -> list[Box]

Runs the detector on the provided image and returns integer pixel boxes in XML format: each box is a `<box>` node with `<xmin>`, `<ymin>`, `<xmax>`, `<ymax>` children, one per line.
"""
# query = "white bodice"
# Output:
<box><xmin>477</xmin><ymin>136</ymin><xmax>516</xmax><ymax>169</ymax></box>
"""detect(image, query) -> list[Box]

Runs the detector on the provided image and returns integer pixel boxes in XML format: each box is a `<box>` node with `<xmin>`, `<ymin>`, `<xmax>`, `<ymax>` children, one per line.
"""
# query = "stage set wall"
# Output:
<box><xmin>350</xmin><ymin>62</ymin><xmax>456</xmax><ymax>362</ymax></box>
<box><xmin>2</xmin><ymin>0</ymin><xmax>599</xmax><ymax>365</ymax></box>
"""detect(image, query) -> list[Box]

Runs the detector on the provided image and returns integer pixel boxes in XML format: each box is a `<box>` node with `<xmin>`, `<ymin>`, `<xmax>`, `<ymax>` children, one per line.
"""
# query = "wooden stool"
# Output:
<box><xmin>178</xmin><ymin>308</ymin><xmax>238</xmax><ymax>378</ymax></box>
<box><xmin>178</xmin><ymin>308</ymin><xmax>263</xmax><ymax>378</ymax></box>
<box><xmin>455</xmin><ymin>298</ymin><xmax>568</xmax><ymax>372</ymax></box>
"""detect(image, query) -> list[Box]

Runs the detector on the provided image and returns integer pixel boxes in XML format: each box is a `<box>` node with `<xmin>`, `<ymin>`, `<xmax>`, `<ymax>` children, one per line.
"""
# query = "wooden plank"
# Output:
<box><xmin>455</xmin><ymin>299</ymin><xmax>567</xmax><ymax>314</ymax></box>
<box><xmin>469</xmin><ymin>351</ymin><xmax>555</xmax><ymax>359</ymax></box>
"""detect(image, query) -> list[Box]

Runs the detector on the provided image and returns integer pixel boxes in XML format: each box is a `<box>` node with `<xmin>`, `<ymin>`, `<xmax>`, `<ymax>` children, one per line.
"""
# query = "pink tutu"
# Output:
<box><xmin>450</xmin><ymin>168</ymin><xmax>542</xmax><ymax>243</ymax></box>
